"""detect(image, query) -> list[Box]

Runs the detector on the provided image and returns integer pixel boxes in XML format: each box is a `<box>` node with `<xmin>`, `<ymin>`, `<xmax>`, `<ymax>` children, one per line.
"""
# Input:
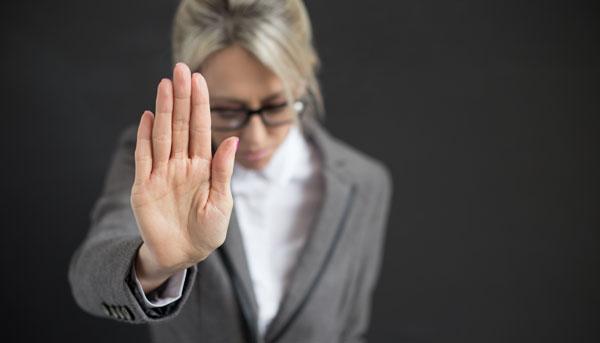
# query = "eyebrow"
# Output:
<box><xmin>211</xmin><ymin>92</ymin><xmax>285</xmax><ymax>105</ymax></box>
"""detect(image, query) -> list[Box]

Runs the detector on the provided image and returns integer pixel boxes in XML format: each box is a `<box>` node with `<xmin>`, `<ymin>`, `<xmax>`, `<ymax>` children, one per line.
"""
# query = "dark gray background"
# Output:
<box><xmin>1</xmin><ymin>0</ymin><xmax>598</xmax><ymax>342</ymax></box>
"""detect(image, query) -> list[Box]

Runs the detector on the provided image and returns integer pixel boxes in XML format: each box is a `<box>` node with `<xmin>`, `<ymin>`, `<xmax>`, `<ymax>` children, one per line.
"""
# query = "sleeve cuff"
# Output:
<box><xmin>131</xmin><ymin>263</ymin><xmax>187</xmax><ymax>308</ymax></box>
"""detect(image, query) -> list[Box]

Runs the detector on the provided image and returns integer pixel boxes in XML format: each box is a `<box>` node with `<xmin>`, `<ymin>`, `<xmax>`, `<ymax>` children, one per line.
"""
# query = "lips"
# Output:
<box><xmin>241</xmin><ymin>148</ymin><xmax>269</xmax><ymax>162</ymax></box>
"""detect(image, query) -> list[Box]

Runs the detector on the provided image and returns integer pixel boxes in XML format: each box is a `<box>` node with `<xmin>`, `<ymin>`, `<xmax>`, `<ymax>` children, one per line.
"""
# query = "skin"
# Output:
<box><xmin>202</xmin><ymin>44</ymin><xmax>298</xmax><ymax>170</ymax></box>
<box><xmin>133</xmin><ymin>44</ymin><xmax>301</xmax><ymax>293</ymax></box>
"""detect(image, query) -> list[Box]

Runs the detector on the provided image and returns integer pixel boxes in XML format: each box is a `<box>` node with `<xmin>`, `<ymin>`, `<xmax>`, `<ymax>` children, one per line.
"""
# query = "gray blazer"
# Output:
<box><xmin>68</xmin><ymin>116</ymin><xmax>393</xmax><ymax>343</ymax></box>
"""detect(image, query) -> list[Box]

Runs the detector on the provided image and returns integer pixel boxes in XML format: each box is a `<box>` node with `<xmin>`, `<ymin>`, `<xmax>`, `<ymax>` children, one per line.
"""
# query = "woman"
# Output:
<box><xmin>68</xmin><ymin>0</ymin><xmax>393</xmax><ymax>342</ymax></box>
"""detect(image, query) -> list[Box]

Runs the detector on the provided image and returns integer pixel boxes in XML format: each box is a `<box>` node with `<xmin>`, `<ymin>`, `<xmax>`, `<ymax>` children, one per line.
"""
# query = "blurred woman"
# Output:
<box><xmin>69</xmin><ymin>1</ymin><xmax>393</xmax><ymax>342</ymax></box>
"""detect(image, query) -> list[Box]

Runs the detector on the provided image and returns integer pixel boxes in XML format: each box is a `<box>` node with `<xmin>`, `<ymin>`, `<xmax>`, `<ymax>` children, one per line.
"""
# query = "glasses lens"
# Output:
<box><xmin>262</xmin><ymin>103</ymin><xmax>294</xmax><ymax>125</ymax></box>
<box><xmin>211</xmin><ymin>109</ymin><xmax>246</xmax><ymax>130</ymax></box>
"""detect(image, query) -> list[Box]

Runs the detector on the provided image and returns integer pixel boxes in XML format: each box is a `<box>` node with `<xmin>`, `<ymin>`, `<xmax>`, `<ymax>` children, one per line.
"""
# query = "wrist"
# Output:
<box><xmin>135</xmin><ymin>244</ymin><xmax>180</xmax><ymax>293</ymax></box>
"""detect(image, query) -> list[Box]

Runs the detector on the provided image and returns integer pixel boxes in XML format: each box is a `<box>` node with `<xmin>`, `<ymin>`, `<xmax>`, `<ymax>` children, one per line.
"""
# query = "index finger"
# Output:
<box><xmin>189</xmin><ymin>72</ymin><xmax>212</xmax><ymax>160</ymax></box>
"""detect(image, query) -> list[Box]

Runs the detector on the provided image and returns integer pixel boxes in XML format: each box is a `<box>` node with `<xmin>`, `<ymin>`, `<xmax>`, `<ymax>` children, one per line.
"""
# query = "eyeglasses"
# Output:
<box><xmin>210</xmin><ymin>100</ymin><xmax>305</xmax><ymax>131</ymax></box>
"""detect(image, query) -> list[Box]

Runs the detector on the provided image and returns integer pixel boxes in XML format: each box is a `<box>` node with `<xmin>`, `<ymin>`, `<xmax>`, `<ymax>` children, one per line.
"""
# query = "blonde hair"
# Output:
<box><xmin>172</xmin><ymin>0</ymin><xmax>324</xmax><ymax>120</ymax></box>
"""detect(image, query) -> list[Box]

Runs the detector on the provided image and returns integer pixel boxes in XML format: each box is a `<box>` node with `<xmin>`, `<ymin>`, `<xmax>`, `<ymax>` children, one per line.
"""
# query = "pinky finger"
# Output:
<box><xmin>134</xmin><ymin>111</ymin><xmax>154</xmax><ymax>183</ymax></box>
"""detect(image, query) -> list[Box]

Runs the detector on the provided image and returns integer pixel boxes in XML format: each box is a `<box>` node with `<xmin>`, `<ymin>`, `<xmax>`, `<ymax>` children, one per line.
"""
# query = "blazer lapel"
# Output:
<box><xmin>216</xmin><ymin>116</ymin><xmax>356</xmax><ymax>343</ymax></box>
<box><xmin>264</xmin><ymin>117</ymin><xmax>357</xmax><ymax>342</ymax></box>
<box><xmin>218</xmin><ymin>205</ymin><xmax>261</xmax><ymax>342</ymax></box>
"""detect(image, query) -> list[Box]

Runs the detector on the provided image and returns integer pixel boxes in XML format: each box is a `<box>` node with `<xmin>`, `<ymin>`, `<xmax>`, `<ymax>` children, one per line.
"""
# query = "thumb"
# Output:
<box><xmin>209</xmin><ymin>136</ymin><xmax>239</xmax><ymax>204</ymax></box>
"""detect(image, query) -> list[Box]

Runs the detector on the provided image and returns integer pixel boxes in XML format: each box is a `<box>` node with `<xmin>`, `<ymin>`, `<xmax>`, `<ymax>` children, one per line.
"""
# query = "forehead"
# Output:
<box><xmin>200</xmin><ymin>44</ymin><xmax>283</xmax><ymax>100</ymax></box>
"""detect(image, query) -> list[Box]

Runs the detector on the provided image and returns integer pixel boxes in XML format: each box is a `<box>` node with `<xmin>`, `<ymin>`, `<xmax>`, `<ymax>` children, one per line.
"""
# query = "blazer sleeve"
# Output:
<box><xmin>341</xmin><ymin>162</ymin><xmax>394</xmax><ymax>342</ymax></box>
<box><xmin>67</xmin><ymin>124</ymin><xmax>198</xmax><ymax>323</ymax></box>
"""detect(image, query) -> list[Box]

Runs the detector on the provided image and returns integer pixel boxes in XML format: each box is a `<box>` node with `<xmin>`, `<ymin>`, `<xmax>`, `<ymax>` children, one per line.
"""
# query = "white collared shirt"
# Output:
<box><xmin>133</xmin><ymin>124</ymin><xmax>323</xmax><ymax>337</ymax></box>
<box><xmin>232</xmin><ymin>124</ymin><xmax>323</xmax><ymax>336</ymax></box>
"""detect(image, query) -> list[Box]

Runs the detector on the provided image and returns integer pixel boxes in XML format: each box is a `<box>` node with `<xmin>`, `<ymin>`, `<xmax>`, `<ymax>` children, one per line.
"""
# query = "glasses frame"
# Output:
<box><xmin>210</xmin><ymin>100</ymin><xmax>306</xmax><ymax>131</ymax></box>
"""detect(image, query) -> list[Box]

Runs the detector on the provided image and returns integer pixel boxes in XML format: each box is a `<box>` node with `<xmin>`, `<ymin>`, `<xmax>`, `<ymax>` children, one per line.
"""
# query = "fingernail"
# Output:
<box><xmin>233</xmin><ymin>137</ymin><xmax>239</xmax><ymax>152</ymax></box>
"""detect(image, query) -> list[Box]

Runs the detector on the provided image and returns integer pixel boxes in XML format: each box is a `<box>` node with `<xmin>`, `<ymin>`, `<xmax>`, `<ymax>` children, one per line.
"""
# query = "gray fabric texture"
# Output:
<box><xmin>68</xmin><ymin>116</ymin><xmax>393</xmax><ymax>343</ymax></box>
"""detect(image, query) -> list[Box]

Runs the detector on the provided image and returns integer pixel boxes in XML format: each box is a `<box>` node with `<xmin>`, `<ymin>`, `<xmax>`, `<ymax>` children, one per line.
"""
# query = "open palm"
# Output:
<box><xmin>130</xmin><ymin>63</ymin><xmax>238</xmax><ymax>291</ymax></box>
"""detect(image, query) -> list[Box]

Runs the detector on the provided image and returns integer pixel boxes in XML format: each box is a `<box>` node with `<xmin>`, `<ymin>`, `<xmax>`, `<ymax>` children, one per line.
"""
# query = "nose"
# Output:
<box><xmin>239</xmin><ymin>114</ymin><xmax>268</xmax><ymax>147</ymax></box>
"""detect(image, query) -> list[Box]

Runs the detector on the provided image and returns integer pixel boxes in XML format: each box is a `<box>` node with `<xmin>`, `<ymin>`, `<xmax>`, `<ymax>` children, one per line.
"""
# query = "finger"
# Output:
<box><xmin>134</xmin><ymin>111</ymin><xmax>154</xmax><ymax>183</ymax></box>
<box><xmin>152</xmin><ymin>79</ymin><xmax>173</xmax><ymax>170</ymax></box>
<box><xmin>171</xmin><ymin>63</ymin><xmax>192</xmax><ymax>159</ymax></box>
<box><xmin>189</xmin><ymin>72</ymin><xmax>212</xmax><ymax>160</ymax></box>
<box><xmin>208</xmin><ymin>136</ymin><xmax>239</xmax><ymax>204</ymax></box>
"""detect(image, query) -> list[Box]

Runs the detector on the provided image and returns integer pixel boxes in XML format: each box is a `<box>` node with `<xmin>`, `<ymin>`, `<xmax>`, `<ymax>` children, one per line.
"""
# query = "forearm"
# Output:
<box><xmin>68</xmin><ymin>231</ymin><xmax>146</xmax><ymax>321</ymax></box>
<box><xmin>68</xmin><ymin>231</ymin><xmax>198</xmax><ymax>323</ymax></box>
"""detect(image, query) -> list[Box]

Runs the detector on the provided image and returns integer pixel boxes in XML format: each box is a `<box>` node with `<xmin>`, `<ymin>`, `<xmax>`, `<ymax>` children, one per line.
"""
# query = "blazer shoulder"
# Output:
<box><xmin>327</xmin><ymin>136</ymin><xmax>393</xmax><ymax>192</ymax></box>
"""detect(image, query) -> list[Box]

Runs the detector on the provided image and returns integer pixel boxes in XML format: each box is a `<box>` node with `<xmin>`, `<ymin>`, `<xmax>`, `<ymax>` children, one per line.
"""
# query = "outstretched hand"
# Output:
<box><xmin>130</xmin><ymin>63</ymin><xmax>239</xmax><ymax>293</ymax></box>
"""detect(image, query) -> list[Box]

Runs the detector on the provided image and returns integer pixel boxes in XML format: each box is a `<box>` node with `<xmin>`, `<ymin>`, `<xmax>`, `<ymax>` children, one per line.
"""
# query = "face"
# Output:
<box><xmin>200</xmin><ymin>44</ymin><xmax>299</xmax><ymax>170</ymax></box>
